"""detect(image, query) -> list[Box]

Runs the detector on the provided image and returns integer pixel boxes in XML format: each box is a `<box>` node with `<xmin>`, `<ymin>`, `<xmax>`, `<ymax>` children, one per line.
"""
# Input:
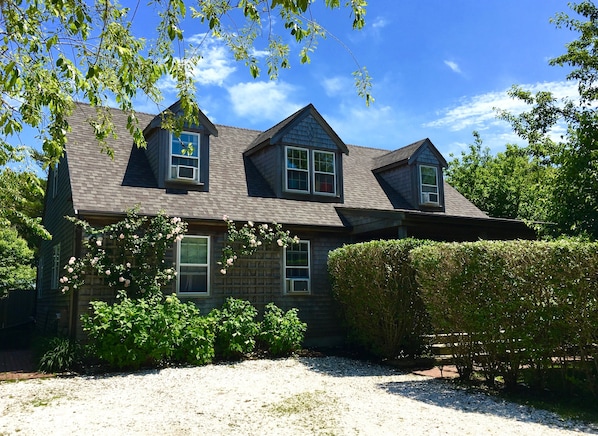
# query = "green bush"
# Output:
<box><xmin>82</xmin><ymin>292</ymin><xmax>214</xmax><ymax>370</ymax></box>
<box><xmin>328</xmin><ymin>238</ymin><xmax>434</xmax><ymax>359</ymax></box>
<box><xmin>259</xmin><ymin>303</ymin><xmax>307</xmax><ymax>357</ymax></box>
<box><xmin>411</xmin><ymin>239</ymin><xmax>598</xmax><ymax>391</ymax></box>
<box><xmin>38</xmin><ymin>336</ymin><xmax>82</xmax><ymax>373</ymax></box>
<box><xmin>209</xmin><ymin>298</ymin><xmax>260</xmax><ymax>360</ymax></box>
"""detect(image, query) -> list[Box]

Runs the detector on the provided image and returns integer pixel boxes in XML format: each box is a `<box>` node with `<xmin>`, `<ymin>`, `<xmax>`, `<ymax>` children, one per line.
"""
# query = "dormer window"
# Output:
<box><xmin>420</xmin><ymin>165</ymin><xmax>439</xmax><ymax>205</ymax></box>
<box><xmin>285</xmin><ymin>146</ymin><xmax>337</xmax><ymax>196</ymax></box>
<box><xmin>286</xmin><ymin>146</ymin><xmax>309</xmax><ymax>192</ymax></box>
<box><xmin>170</xmin><ymin>132</ymin><xmax>200</xmax><ymax>182</ymax></box>
<box><xmin>313</xmin><ymin>150</ymin><xmax>336</xmax><ymax>195</ymax></box>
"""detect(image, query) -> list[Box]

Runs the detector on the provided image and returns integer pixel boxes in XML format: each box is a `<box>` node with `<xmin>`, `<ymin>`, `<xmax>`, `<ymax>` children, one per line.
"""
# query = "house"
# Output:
<box><xmin>37</xmin><ymin>101</ymin><xmax>535</xmax><ymax>345</ymax></box>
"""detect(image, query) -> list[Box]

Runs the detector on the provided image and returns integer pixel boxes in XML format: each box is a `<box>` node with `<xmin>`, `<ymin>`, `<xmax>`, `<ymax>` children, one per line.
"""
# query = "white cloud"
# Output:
<box><xmin>444</xmin><ymin>60</ymin><xmax>462</xmax><ymax>74</ymax></box>
<box><xmin>321</xmin><ymin>76</ymin><xmax>354</xmax><ymax>98</ymax></box>
<box><xmin>227</xmin><ymin>81</ymin><xmax>302</xmax><ymax>122</ymax></box>
<box><xmin>424</xmin><ymin>81</ymin><xmax>579</xmax><ymax>132</ymax></box>
<box><xmin>372</xmin><ymin>17</ymin><xmax>389</xmax><ymax>29</ymax></box>
<box><xmin>157</xmin><ymin>35</ymin><xmax>237</xmax><ymax>92</ymax></box>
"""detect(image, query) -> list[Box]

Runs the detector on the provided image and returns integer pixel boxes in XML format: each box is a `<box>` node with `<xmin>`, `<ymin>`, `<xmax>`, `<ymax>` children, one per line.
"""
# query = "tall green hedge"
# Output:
<box><xmin>411</xmin><ymin>240</ymin><xmax>598</xmax><ymax>390</ymax></box>
<box><xmin>328</xmin><ymin>239</ymin><xmax>434</xmax><ymax>359</ymax></box>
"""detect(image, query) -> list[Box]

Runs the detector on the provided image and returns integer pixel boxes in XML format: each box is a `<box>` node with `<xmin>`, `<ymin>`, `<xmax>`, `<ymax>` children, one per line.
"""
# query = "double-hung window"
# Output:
<box><xmin>285</xmin><ymin>147</ymin><xmax>336</xmax><ymax>195</ymax></box>
<box><xmin>51</xmin><ymin>244</ymin><xmax>60</xmax><ymax>290</ymax></box>
<box><xmin>286</xmin><ymin>147</ymin><xmax>309</xmax><ymax>192</ymax></box>
<box><xmin>419</xmin><ymin>165</ymin><xmax>439</xmax><ymax>205</ymax></box>
<box><xmin>284</xmin><ymin>241</ymin><xmax>310</xmax><ymax>294</ymax></box>
<box><xmin>170</xmin><ymin>132</ymin><xmax>200</xmax><ymax>182</ymax></box>
<box><xmin>177</xmin><ymin>236</ymin><xmax>209</xmax><ymax>295</ymax></box>
<box><xmin>313</xmin><ymin>151</ymin><xmax>335</xmax><ymax>195</ymax></box>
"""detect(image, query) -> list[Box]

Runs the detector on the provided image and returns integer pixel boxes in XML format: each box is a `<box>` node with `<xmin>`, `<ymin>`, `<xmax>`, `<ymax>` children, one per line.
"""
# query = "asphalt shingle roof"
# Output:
<box><xmin>65</xmin><ymin>103</ymin><xmax>489</xmax><ymax>228</ymax></box>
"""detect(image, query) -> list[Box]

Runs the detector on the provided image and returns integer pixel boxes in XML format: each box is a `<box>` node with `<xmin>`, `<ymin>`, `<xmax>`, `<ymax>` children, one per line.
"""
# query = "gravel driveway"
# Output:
<box><xmin>0</xmin><ymin>356</ymin><xmax>596</xmax><ymax>435</ymax></box>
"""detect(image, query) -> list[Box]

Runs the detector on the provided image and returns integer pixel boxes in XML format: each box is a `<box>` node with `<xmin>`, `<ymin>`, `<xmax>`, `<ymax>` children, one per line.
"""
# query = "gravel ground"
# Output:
<box><xmin>0</xmin><ymin>356</ymin><xmax>596</xmax><ymax>435</ymax></box>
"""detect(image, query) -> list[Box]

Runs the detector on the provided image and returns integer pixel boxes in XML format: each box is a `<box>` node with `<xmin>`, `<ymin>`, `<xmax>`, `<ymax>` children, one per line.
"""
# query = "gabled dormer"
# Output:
<box><xmin>244</xmin><ymin>104</ymin><xmax>348</xmax><ymax>202</ymax></box>
<box><xmin>372</xmin><ymin>138</ymin><xmax>447</xmax><ymax>211</ymax></box>
<box><xmin>143</xmin><ymin>100</ymin><xmax>218</xmax><ymax>191</ymax></box>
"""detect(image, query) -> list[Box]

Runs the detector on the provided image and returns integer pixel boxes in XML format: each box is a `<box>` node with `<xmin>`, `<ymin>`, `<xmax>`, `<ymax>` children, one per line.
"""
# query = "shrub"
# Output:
<box><xmin>38</xmin><ymin>336</ymin><xmax>82</xmax><ymax>373</ymax></box>
<box><xmin>209</xmin><ymin>298</ymin><xmax>259</xmax><ymax>360</ymax></box>
<box><xmin>259</xmin><ymin>303</ymin><xmax>307</xmax><ymax>357</ymax></box>
<box><xmin>82</xmin><ymin>292</ymin><xmax>214</xmax><ymax>370</ymax></box>
<box><xmin>328</xmin><ymin>238</ymin><xmax>434</xmax><ymax>359</ymax></box>
<box><xmin>411</xmin><ymin>239</ymin><xmax>598</xmax><ymax>391</ymax></box>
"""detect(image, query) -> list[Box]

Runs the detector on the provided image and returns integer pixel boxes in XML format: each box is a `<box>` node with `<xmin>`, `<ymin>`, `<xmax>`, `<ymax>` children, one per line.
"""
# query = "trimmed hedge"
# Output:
<box><xmin>328</xmin><ymin>238</ymin><xmax>434</xmax><ymax>359</ymax></box>
<box><xmin>411</xmin><ymin>239</ymin><xmax>598</xmax><ymax>391</ymax></box>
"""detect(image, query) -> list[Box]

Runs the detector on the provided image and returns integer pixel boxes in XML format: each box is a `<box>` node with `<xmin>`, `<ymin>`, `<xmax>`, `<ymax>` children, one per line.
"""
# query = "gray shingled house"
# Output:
<box><xmin>37</xmin><ymin>101</ymin><xmax>535</xmax><ymax>344</ymax></box>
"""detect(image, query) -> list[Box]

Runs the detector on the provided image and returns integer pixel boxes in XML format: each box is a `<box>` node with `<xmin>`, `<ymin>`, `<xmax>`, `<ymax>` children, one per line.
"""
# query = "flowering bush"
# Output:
<box><xmin>60</xmin><ymin>208</ymin><xmax>187</xmax><ymax>298</ymax></box>
<box><xmin>219</xmin><ymin>215</ymin><xmax>299</xmax><ymax>274</ymax></box>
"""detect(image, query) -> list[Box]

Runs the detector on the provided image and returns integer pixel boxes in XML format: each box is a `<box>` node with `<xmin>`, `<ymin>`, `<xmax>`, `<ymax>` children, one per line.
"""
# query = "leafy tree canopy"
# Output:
<box><xmin>445</xmin><ymin>132</ymin><xmax>553</xmax><ymax>223</ymax></box>
<box><xmin>0</xmin><ymin>167</ymin><xmax>49</xmax><ymax>249</ymax></box>
<box><xmin>0</xmin><ymin>226</ymin><xmax>36</xmax><ymax>297</ymax></box>
<box><xmin>496</xmin><ymin>1</ymin><xmax>598</xmax><ymax>239</ymax></box>
<box><xmin>0</xmin><ymin>0</ymin><xmax>371</xmax><ymax>168</ymax></box>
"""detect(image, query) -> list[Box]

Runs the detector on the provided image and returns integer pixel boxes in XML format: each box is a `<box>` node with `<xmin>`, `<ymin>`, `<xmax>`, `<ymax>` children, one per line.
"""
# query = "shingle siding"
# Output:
<box><xmin>37</xmin><ymin>155</ymin><xmax>77</xmax><ymax>336</ymax></box>
<box><xmin>281</xmin><ymin>114</ymin><xmax>338</xmax><ymax>150</ymax></box>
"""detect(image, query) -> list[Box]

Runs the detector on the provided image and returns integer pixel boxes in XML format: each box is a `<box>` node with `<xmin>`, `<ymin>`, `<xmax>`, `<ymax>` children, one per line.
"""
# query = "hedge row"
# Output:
<box><xmin>328</xmin><ymin>238</ymin><xmax>434</xmax><ymax>358</ymax></box>
<box><xmin>329</xmin><ymin>238</ymin><xmax>598</xmax><ymax>393</ymax></box>
<box><xmin>411</xmin><ymin>240</ymin><xmax>598</xmax><ymax>390</ymax></box>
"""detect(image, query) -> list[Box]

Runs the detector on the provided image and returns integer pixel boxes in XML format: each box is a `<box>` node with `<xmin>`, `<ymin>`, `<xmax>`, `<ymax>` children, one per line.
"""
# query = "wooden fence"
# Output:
<box><xmin>0</xmin><ymin>290</ymin><xmax>36</xmax><ymax>329</ymax></box>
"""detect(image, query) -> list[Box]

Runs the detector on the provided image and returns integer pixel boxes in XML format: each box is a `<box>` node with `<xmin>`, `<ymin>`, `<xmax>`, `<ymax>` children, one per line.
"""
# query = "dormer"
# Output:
<box><xmin>372</xmin><ymin>138</ymin><xmax>447</xmax><ymax>211</ymax></box>
<box><xmin>244</xmin><ymin>104</ymin><xmax>348</xmax><ymax>202</ymax></box>
<box><xmin>143</xmin><ymin>100</ymin><xmax>218</xmax><ymax>191</ymax></box>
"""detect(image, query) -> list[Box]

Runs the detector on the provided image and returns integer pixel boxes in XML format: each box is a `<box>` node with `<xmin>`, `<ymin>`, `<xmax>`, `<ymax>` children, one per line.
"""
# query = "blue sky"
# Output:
<box><xmin>129</xmin><ymin>0</ymin><xmax>577</xmax><ymax>159</ymax></box>
<box><xmin>15</xmin><ymin>1</ymin><xmax>583</xmax><ymax>169</ymax></box>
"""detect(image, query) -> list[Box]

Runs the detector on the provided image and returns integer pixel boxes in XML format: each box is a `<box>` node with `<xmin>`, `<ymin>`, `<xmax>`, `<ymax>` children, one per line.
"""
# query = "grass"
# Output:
<box><xmin>268</xmin><ymin>390</ymin><xmax>340</xmax><ymax>435</ymax></box>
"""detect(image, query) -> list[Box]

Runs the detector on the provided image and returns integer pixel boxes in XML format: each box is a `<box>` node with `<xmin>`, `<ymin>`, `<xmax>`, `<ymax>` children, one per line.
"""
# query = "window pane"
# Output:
<box><xmin>180</xmin><ymin>238</ymin><xmax>208</xmax><ymax>264</ymax></box>
<box><xmin>287</xmin><ymin>170</ymin><xmax>308</xmax><ymax>191</ymax></box>
<box><xmin>172</xmin><ymin>133</ymin><xmax>199</xmax><ymax>157</ymax></box>
<box><xmin>422</xmin><ymin>185</ymin><xmax>438</xmax><ymax>193</ymax></box>
<box><xmin>286</xmin><ymin>267</ymin><xmax>309</xmax><ymax>279</ymax></box>
<box><xmin>286</xmin><ymin>243</ymin><xmax>309</xmax><ymax>266</ymax></box>
<box><xmin>315</xmin><ymin>173</ymin><xmax>334</xmax><ymax>193</ymax></box>
<box><xmin>421</xmin><ymin>166</ymin><xmax>437</xmax><ymax>185</ymax></box>
<box><xmin>287</xmin><ymin>148</ymin><xmax>308</xmax><ymax>170</ymax></box>
<box><xmin>314</xmin><ymin>152</ymin><xmax>334</xmax><ymax>173</ymax></box>
<box><xmin>179</xmin><ymin>266</ymin><xmax>208</xmax><ymax>293</ymax></box>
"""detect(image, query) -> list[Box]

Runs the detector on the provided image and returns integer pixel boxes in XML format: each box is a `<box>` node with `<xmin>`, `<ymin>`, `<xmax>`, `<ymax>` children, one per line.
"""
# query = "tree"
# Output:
<box><xmin>497</xmin><ymin>1</ymin><xmax>598</xmax><ymax>239</ymax></box>
<box><xmin>0</xmin><ymin>168</ymin><xmax>49</xmax><ymax>251</ymax></box>
<box><xmin>0</xmin><ymin>227</ymin><xmax>36</xmax><ymax>297</ymax></box>
<box><xmin>0</xmin><ymin>0</ymin><xmax>371</xmax><ymax>168</ymax></box>
<box><xmin>445</xmin><ymin>132</ymin><xmax>553</xmax><ymax>223</ymax></box>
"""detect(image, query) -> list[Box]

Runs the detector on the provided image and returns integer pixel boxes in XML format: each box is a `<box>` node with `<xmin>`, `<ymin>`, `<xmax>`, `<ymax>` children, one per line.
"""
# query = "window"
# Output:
<box><xmin>176</xmin><ymin>236</ymin><xmax>209</xmax><ymax>295</ymax></box>
<box><xmin>52</xmin><ymin>163</ymin><xmax>59</xmax><ymax>198</ymax></box>
<box><xmin>313</xmin><ymin>151</ymin><xmax>336</xmax><ymax>195</ymax></box>
<box><xmin>284</xmin><ymin>241</ymin><xmax>310</xmax><ymax>294</ymax></box>
<box><xmin>419</xmin><ymin>165</ymin><xmax>439</xmax><ymax>205</ymax></box>
<box><xmin>37</xmin><ymin>258</ymin><xmax>44</xmax><ymax>297</ymax></box>
<box><xmin>51</xmin><ymin>244</ymin><xmax>60</xmax><ymax>289</ymax></box>
<box><xmin>286</xmin><ymin>147</ymin><xmax>309</xmax><ymax>192</ymax></box>
<box><xmin>285</xmin><ymin>147</ymin><xmax>337</xmax><ymax>195</ymax></box>
<box><xmin>170</xmin><ymin>132</ymin><xmax>200</xmax><ymax>182</ymax></box>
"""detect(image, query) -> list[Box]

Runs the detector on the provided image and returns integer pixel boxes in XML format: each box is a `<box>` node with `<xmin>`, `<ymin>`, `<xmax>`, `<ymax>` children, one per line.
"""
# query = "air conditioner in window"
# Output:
<box><xmin>422</xmin><ymin>192</ymin><xmax>439</xmax><ymax>205</ymax></box>
<box><xmin>286</xmin><ymin>278</ymin><xmax>309</xmax><ymax>293</ymax></box>
<box><xmin>173</xmin><ymin>165</ymin><xmax>198</xmax><ymax>182</ymax></box>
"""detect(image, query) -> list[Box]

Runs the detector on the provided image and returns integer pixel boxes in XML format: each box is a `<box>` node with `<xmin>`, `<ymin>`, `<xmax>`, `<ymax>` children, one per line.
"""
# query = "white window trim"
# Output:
<box><xmin>285</xmin><ymin>146</ymin><xmax>310</xmax><ymax>193</ymax></box>
<box><xmin>51</xmin><ymin>243</ymin><xmax>60</xmax><ymax>290</ymax></box>
<box><xmin>37</xmin><ymin>258</ymin><xmax>44</xmax><ymax>297</ymax></box>
<box><xmin>283</xmin><ymin>240</ymin><xmax>311</xmax><ymax>294</ymax></box>
<box><xmin>52</xmin><ymin>163</ymin><xmax>59</xmax><ymax>198</ymax></box>
<box><xmin>176</xmin><ymin>235</ymin><xmax>210</xmax><ymax>296</ymax></box>
<box><xmin>312</xmin><ymin>150</ymin><xmax>336</xmax><ymax>196</ymax></box>
<box><xmin>419</xmin><ymin>165</ymin><xmax>440</xmax><ymax>205</ymax></box>
<box><xmin>169</xmin><ymin>131</ymin><xmax>201</xmax><ymax>183</ymax></box>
